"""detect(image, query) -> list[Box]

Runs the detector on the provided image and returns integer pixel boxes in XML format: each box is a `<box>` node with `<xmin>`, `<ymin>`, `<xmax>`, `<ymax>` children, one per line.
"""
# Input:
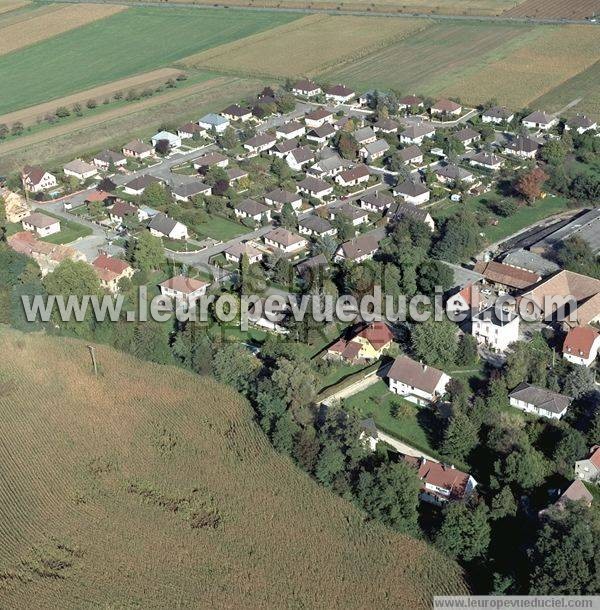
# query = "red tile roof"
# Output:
<box><xmin>356</xmin><ymin>321</ymin><xmax>394</xmax><ymax>349</ymax></box>
<box><xmin>160</xmin><ymin>275</ymin><xmax>209</xmax><ymax>294</ymax></box>
<box><xmin>92</xmin><ymin>254</ymin><xmax>130</xmax><ymax>276</ymax></box>
<box><xmin>474</xmin><ymin>260</ymin><xmax>540</xmax><ymax>289</ymax></box>
<box><xmin>563</xmin><ymin>326</ymin><xmax>600</xmax><ymax>359</ymax></box>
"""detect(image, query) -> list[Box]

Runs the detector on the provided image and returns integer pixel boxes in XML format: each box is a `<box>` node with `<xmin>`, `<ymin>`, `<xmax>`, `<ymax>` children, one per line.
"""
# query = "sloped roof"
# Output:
<box><xmin>509</xmin><ymin>382</ymin><xmax>571</xmax><ymax>414</ymax></box>
<box><xmin>388</xmin><ymin>355</ymin><xmax>446</xmax><ymax>394</ymax></box>
<box><xmin>563</xmin><ymin>326</ymin><xmax>600</xmax><ymax>359</ymax></box>
<box><xmin>473</xmin><ymin>260</ymin><xmax>540</xmax><ymax>289</ymax></box>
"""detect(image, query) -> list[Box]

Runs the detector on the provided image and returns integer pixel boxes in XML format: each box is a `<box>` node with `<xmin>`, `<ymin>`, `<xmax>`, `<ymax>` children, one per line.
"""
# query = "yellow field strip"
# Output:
<box><xmin>0</xmin><ymin>1</ymin><xmax>29</xmax><ymax>15</ymax></box>
<box><xmin>0</xmin><ymin>67</ymin><xmax>185</xmax><ymax>127</ymax></box>
<box><xmin>0</xmin><ymin>3</ymin><xmax>126</xmax><ymax>56</ymax></box>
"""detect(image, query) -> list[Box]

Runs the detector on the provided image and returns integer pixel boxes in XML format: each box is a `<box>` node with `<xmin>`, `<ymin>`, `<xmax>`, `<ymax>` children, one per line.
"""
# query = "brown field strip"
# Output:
<box><xmin>0</xmin><ymin>67</ymin><xmax>185</xmax><ymax>128</ymax></box>
<box><xmin>186</xmin><ymin>13</ymin><xmax>430</xmax><ymax>78</ymax></box>
<box><xmin>0</xmin><ymin>0</ymin><xmax>29</xmax><ymax>15</ymax></box>
<box><xmin>504</xmin><ymin>0</ymin><xmax>599</xmax><ymax>19</ymax></box>
<box><xmin>0</xmin><ymin>3</ymin><xmax>126</xmax><ymax>56</ymax></box>
<box><xmin>0</xmin><ymin>75</ymin><xmax>263</xmax><ymax>170</ymax></box>
<box><xmin>0</xmin><ymin>329</ymin><xmax>468</xmax><ymax>607</ymax></box>
<box><xmin>440</xmin><ymin>25</ymin><xmax>600</xmax><ymax>108</ymax></box>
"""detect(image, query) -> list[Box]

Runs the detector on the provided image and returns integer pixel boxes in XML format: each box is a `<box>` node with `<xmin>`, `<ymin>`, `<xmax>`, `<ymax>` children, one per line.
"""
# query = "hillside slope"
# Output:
<box><xmin>0</xmin><ymin>328</ymin><xmax>468</xmax><ymax>608</ymax></box>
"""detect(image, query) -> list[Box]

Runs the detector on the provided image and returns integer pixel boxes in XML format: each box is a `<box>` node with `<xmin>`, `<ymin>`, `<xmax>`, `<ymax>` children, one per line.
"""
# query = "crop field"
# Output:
<box><xmin>0</xmin><ymin>0</ymin><xmax>28</xmax><ymax>15</ymax></box>
<box><xmin>0</xmin><ymin>329</ymin><xmax>467</xmax><ymax>608</ymax></box>
<box><xmin>0</xmin><ymin>4</ymin><xmax>125</xmax><ymax>56</ymax></box>
<box><xmin>440</xmin><ymin>25</ymin><xmax>600</xmax><ymax>108</ymax></box>
<box><xmin>323</xmin><ymin>22</ymin><xmax>537</xmax><ymax>97</ymax></box>
<box><xmin>0</xmin><ymin>6</ymin><xmax>298</xmax><ymax>115</ymax></box>
<box><xmin>188</xmin><ymin>13</ymin><xmax>429</xmax><ymax>78</ymax></box>
<box><xmin>503</xmin><ymin>0</ymin><xmax>599</xmax><ymax>19</ymax></box>
<box><xmin>533</xmin><ymin>60</ymin><xmax>600</xmax><ymax>119</ymax></box>
<box><xmin>128</xmin><ymin>0</ymin><xmax>522</xmax><ymax>16</ymax></box>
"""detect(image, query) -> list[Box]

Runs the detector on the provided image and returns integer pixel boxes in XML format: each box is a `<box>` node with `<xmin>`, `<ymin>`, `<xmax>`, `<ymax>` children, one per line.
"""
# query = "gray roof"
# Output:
<box><xmin>172</xmin><ymin>181</ymin><xmax>211</xmax><ymax>199</ymax></box>
<box><xmin>501</xmin><ymin>249</ymin><xmax>560</xmax><ymax>276</ymax></box>
<box><xmin>353</xmin><ymin>126</ymin><xmax>376</xmax><ymax>143</ymax></box>
<box><xmin>505</xmin><ymin>136</ymin><xmax>539</xmax><ymax>153</ymax></box>
<box><xmin>297</xmin><ymin>176</ymin><xmax>331</xmax><ymax>193</ymax></box>
<box><xmin>483</xmin><ymin>106</ymin><xmax>512</xmax><ymax>120</ymax></box>
<box><xmin>299</xmin><ymin>215</ymin><xmax>334</xmax><ymax>234</ymax></box>
<box><xmin>307</xmin><ymin>123</ymin><xmax>335</xmax><ymax>139</ymax></box>
<box><xmin>398</xmin><ymin>145</ymin><xmax>423</xmax><ymax>162</ymax></box>
<box><xmin>509</xmin><ymin>382</ymin><xmax>571</xmax><ymax>415</ymax></box>
<box><xmin>124</xmin><ymin>174</ymin><xmax>161</xmax><ymax>192</ymax></box>
<box><xmin>402</xmin><ymin>123</ymin><xmax>435</xmax><ymax>139</ymax></box>
<box><xmin>389</xmin><ymin>201</ymin><xmax>431</xmax><ymax>224</ymax></box>
<box><xmin>471</xmin><ymin>151</ymin><xmax>502</xmax><ymax>167</ymax></box>
<box><xmin>363</xmin><ymin>139</ymin><xmax>390</xmax><ymax>156</ymax></box>
<box><xmin>296</xmin><ymin>253</ymin><xmax>328</xmax><ymax>276</ymax></box>
<box><xmin>436</xmin><ymin>164</ymin><xmax>473</xmax><ymax>181</ymax></box>
<box><xmin>235</xmin><ymin>198</ymin><xmax>270</xmax><ymax>217</ymax></box>
<box><xmin>338</xmin><ymin>228</ymin><xmax>386</xmax><ymax>260</ymax></box>
<box><xmin>453</xmin><ymin>128</ymin><xmax>480</xmax><ymax>142</ymax></box>
<box><xmin>530</xmin><ymin>208</ymin><xmax>600</xmax><ymax>255</ymax></box>
<box><xmin>329</xmin><ymin>202</ymin><xmax>368</xmax><ymax>221</ymax></box>
<box><xmin>524</xmin><ymin>110</ymin><xmax>554</xmax><ymax>124</ymax></box>
<box><xmin>245</xmin><ymin>133</ymin><xmax>276</xmax><ymax>148</ymax></box>
<box><xmin>394</xmin><ymin>179</ymin><xmax>429</xmax><ymax>197</ymax></box>
<box><xmin>265</xmin><ymin>188</ymin><xmax>300</xmax><ymax>204</ymax></box>
<box><xmin>473</xmin><ymin>305</ymin><xmax>517</xmax><ymax>327</ymax></box>
<box><xmin>288</xmin><ymin>145</ymin><xmax>314</xmax><ymax>164</ymax></box>
<box><xmin>360</xmin><ymin>190</ymin><xmax>394</xmax><ymax>209</ymax></box>
<box><xmin>149</xmin><ymin>213</ymin><xmax>178</xmax><ymax>235</ymax></box>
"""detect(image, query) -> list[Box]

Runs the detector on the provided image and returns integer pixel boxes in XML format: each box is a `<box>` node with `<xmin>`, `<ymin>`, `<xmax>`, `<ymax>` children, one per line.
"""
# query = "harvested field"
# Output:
<box><xmin>440</xmin><ymin>25</ymin><xmax>600</xmax><ymax>108</ymax></box>
<box><xmin>0</xmin><ymin>67</ymin><xmax>185</xmax><ymax>128</ymax></box>
<box><xmin>0</xmin><ymin>0</ymin><xmax>28</xmax><ymax>15</ymax></box>
<box><xmin>504</xmin><ymin>0</ymin><xmax>599</xmax><ymax>19</ymax></box>
<box><xmin>0</xmin><ymin>4</ymin><xmax>126</xmax><ymax>56</ymax></box>
<box><xmin>188</xmin><ymin>14</ymin><xmax>429</xmax><ymax>78</ymax></box>
<box><xmin>129</xmin><ymin>0</ymin><xmax>522</xmax><ymax>16</ymax></box>
<box><xmin>0</xmin><ymin>6</ymin><xmax>298</xmax><ymax>115</ymax></box>
<box><xmin>533</xmin><ymin>60</ymin><xmax>600</xmax><ymax>120</ymax></box>
<box><xmin>0</xmin><ymin>74</ymin><xmax>264</xmax><ymax>171</ymax></box>
<box><xmin>0</xmin><ymin>329</ymin><xmax>468</xmax><ymax>608</ymax></box>
<box><xmin>324</xmin><ymin>22</ymin><xmax>534</xmax><ymax>95</ymax></box>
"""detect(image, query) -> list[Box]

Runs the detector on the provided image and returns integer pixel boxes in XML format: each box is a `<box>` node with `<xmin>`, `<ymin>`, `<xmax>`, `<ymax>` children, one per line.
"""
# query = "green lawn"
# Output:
<box><xmin>196</xmin><ymin>215</ymin><xmax>248</xmax><ymax>241</ymax></box>
<box><xmin>35</xmin><ymin>209</ymin><xmax>92</xmax><ymax>245</ymax></box>
<box><xmin>344</xmin><ymin>380</ymin><xmax>439</xmax><ymax>458</ymax></box>
<box><xmin>432</xmin><ymin>194</ymin><xmax>570</xmax><ymax>245</ymax></box>
<box><xmin>0</xmin><ymin>7</ymin><xmax>298</xmax><ymax>114</ymax></box>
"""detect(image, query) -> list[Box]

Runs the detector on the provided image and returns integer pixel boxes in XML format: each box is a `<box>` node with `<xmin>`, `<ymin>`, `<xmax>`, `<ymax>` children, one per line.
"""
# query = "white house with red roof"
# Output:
<box><xmin>404</xmin><ymin>456</ymin><xmax>478</xmax><ymax>506</ymax></box>
<box><xmin>326</xmin><ymin>321</ymin><xmax>394</xmax><ymax>364</ymax></box>
<box><xmin>446</xmin><ymin>283</ymin><xmax>482</xmax><ymax>320</ymax></box>
<box><xmin>159</xmin><ymin>275</ymin><xmax>210</xmax><ymax>304</ymax></box>
<box><xmin>562</xmin><ymin>326</ymin><xmax>600</xmax><ymax>367</ymax></box>
<box><xmin>388</xmin><ymin>355</ymin><xmax>451</xmax><ymax>406</ymax></box>
<box><xmin>21</xmin><ymin>166</ymin><xmax>57</xmax><ymax>193</ymax></box>
<box><xmin>92</xmin><ymin>254</ymin><xmax>134</xmax><ymax>293</ymax></box>
<box><xmin>575</xmin><ymin>446</ymin><xmax>600</xmax><ymax>484</ymax></box>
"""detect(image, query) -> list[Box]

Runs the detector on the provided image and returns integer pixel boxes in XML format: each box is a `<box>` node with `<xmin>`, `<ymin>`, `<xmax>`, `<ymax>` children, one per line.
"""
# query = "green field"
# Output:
<box><xmin>0</xmin><ymin>6</ymin><xmax>298</xmax><ymax>114</ymax></box>
<box><xmin>196</xmin><ymin>214</ymin><xmax>248</xmax><ymax>241</ymax></box>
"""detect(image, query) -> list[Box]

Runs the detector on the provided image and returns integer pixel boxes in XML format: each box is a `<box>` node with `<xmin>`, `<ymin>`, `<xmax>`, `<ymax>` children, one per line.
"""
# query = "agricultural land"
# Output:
<box><xmin>0</xmin><ymin>328</ymin><xmax>467</xmax><ymax>608</ymax></box>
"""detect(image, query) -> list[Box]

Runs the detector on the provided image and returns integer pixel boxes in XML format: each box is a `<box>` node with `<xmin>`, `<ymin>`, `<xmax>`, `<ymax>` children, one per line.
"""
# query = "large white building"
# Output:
<box><xmin>471</xmin><ymin>306</ymin><xmax>519</xmax><ymax>352</ymax></box>
<box><xmin>388</xmin><ymin>355</ymin><xmax>451</xmax><ymax>406</ymax></box>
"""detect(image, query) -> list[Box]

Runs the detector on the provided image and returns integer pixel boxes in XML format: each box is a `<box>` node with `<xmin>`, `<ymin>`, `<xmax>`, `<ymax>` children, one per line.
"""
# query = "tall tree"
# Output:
<box><xmin>435</xmin><ymin>502</ymin><xmax>491</xmax><ymax>562</ymax></box>
<box><xmin>411</xmin><ymin>318</ymin><xmax>458</xmax><ymax>368</ymax></box>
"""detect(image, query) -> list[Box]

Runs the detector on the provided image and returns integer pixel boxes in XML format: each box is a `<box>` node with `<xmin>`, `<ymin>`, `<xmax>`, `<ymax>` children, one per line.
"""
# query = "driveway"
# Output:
<box><xmin>376</xmin><ymin>430</ymin><xmax>438</xmax><ymax>461</ymax></box>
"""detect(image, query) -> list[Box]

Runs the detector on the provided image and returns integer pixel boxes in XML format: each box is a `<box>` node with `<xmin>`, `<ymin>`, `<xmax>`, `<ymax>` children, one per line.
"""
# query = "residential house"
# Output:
<box><xmin>198</xmin><ymin>113</ymin><xmax>229</xmax><ymax>133</ymax></box>
<box><xmin>171</xmin><ymin>181</ymin><xmax>212</xmax><ymax>202</ymax></box>
<box><xmin>326</xmin><ymin>321</ymin><xmax>394</xmax><ymax>364</ymax></box>
<box><xmin>248</xmin><ymin>298</ymin><xmax>289</xmax><ymax>334</ymax></box>
<box><xmin>471</xmin><ymin>306</ymin><xmax>519</xmax><ymax>351</ymax></box>
<box><xmin>335</xmin><ymin>164</ymin><xmax>370</xmax><ymax>188</ymax></box>
<box><xmin>177</xmin><ymin>122</ymin><xmax>206</xmax><ymax>140</ymax></box>
<box><xmin>575</xmin><ymin>446</ymin><xmax>600</xmax><ymax>483</ymax></box>
<box><xmin>244</xmin><ymin>133</ymin><xmax>276</xmax><ymax>155</ymax></box>
<box><xmin>227</xmin><ymin>167</ymin><xmax>249</xmax><ymax>184</ymax></box>
<box><xmin>308</xmin><ymin>154</ymin><xmax>352</xmax><ymax>178</ymax></box>
<box><xmin>304</xmin><ymin>108</ymin><xmax>333</xmax><ymax>128</ymax></box>
<box><xmin>329</xmin><ymin>202</ymin><xmax>368</xmax><ymax>227</ymax></box>
<box><xmin>435</xmin><ymin>164</ymin><xmax>475</xmax><ymax>185</ymax></box>
<box><xmin>92</xmin><ymin>254</ymin><xmax>134</xmax><ymax>293</ymax></box>
<box><xmin>334</xmin><ymin>228</ymin><xmax>386</xmax><ymax>263</ymax></box>
<box><xmin>359</xmin><ymin>418</ymin><xmax>379</xmax><ymax>452</ymax></box>
<box><xmin>297</xmin><ymin>176</ymin><xmax>333</xmax><ymax>200</ymax></box>
<box><xmin>110</xmin><ymin>200</ymin><xmax>142</xmax><ymax>224</ymax></box>
<box><xmin>286</xmin><ymin>146</ymin><xmax>315</xmax><ymax>172</ymax></box>
<box><xmin>509</xmin><ymin>383</ymin><xmax>572</xmax><ymax>420</ymax></box>
<box><xmin>503</xmin><ymin>135</ymin><xmax>540</xmax><ymax>159</ymax></box>
<box><xmin>292</xmin><ymin>79</ymin><xmax>321</xmax><ymax>97</ymax></box>
<box><xmin>388</xmin><ymin>201</ymin><xmax>435</xmax><ymax>231</ymax></box>
<box><xmin>562</xmin><ymin>326</ymin><xmax>600</xmax><ymax>367</ymax></box>
<box><xmin>373</xmin><ymin>118</ymin><xmax>399</xmax><ymax>134</ymax></box>
<box><xmin>234</xmin><ymin>198</ymin><xmax>271</xmax><ymax>223</ymax></box>
<box><xmin>298</xmin><ymin>214</ymin><xmax>337</xmax><ymax>238</ymax></box>
<box><xmin>353</xmin><ymin>127</ymin><xmax>377</xmax><ymax>146</ymax></box>
<box><xmin>393</xmin><ymin>180</ymin><xmax>430</xmax><ymax>206</ymax></box>
<box><xmin>21</xmin><ymin>212</ymin><xmax>60</xmax><ymax>237</ymax></box>
<box><xmin>306</xmin><ymin>123</ymin><xmax>336</xmax><ymax>145</ymax></box>
<box><xmin>224</xmin><ymin>242</ymin><xmax>263</xmax><ymax>265</ymax></box>
<box><xmin>397</xmin><ymin>145</ymin><xmax>423</xmax><ymax>165</ymax></box>
<box><xmin>148</xmin><ymin>213</ymin><xmax>188</xmax><ymax>240</ymax></box>
<box><xmin>151</xmin><ymin>131</ymin><xmax>181</xmax><ymax>150</ymax></box>
<box><xmin>263</xmin><ymin>227</ymin><xmax>308</xmax><ymax>254</ymax></box>
<box><xmin>482</xmin><ymin>106</ymin><xmax>514</xmax><ymax>124</ymax></box>
<box><xmin>159</xmin><ymin>275</ymin><xmax>209</xmax><ymax>304</ymax></box>
<box><xmin>325</xmin><ymin>84</ymin><xmax>355</xmax><ymax>104</ymax></box>
<box><xmin>388</xmin><ymin>355</ymin><xmax>451</xmax><ymax>406</ymax></box>
<box><xmin>404</xmin><ymin>457</ymin><xmax>478</xmax><ymax>506</ymax></box>
<box><xmin>122</xmin><ymin>139</ymin><xmax>154</xmax><ymax>160</ymax></box>
<box><xmin>276</xmin><ymin>121</ymin><xmax>305</xmax><ymax>140</ymax></box>
<box><xmin>473</xmin><ymin>260</ymin><xmax>540</xmax><ymax>291</ymax></box>
<box><xmin>565</xmin><ymin>114</ymin><xmax>597</xmax><ymax>135</ymax></box>
<box><xmin>123</xmin><ymin>175</ymin><xmax>163</xmax><ymax>196</ymax></box>
<box><xmin>399</xmin><ymin>123</ymin><xmax>435</xmax><ymax>145</ymax></box>
<box><xmin>21</xmin><ymin>166</ymin><xmax>57</xmax><ymax>193</ymax></box>
<box><xmin>192</xmin><ymin>151</ymin><xmax>229</xmax><ymax>170</ymax></box>
<box><xmin>295</xmin><ymin>253</ymin><xmax>328</xmax><ymax>278</ymax></box>
<box><xmin>540</xmin><ymin>480</ymin><xmax>593</xmax><ymax>517</ymax></box>
<box><xmin>264</xmin><ymin>187</ymin><xmax>302</xmax><ymax>211</ymax></box>
<box><xmin>398</xmin><ymin>95</ymin><xmax>424</xmax><ymax>111</ymax></box>
<box><xmin>63</xmin><ymin>159</ymin><xmax>98</xmax><ymax>181</ymax></box>
<box><xmin>270</xmin><ymin>138</ymin><xmax>299</xmax><ymax>158</ymax></box>
<box><xmin>8</xmin><ymin>231</ymin><xmax>85</xmax><ymax>276</ymax></box>
<box><xmin>447</xmin><ymin>282</ymin><xmax>482</xmax><ymax>318</ymax></box>
<box><xmin>93</xmin><ymin>150</ymin><xmax>127</xmax><ymax>171</ymax></box>
<box><xmin>470</xmin><ymin>151</ymin><xmax>503</xmax><ymax>171</ymax></box>
<box><xmin>360</xmin><ymin>139</ymin><xmax>390</xmax><ymax>163</ymax></box>
<box><xmin>430</xmin><ymin>99</ymin><xmax>462</xmax><ymax>117</ymax></box>
<box><xmin>522</xmin><ymin>111</ymin><xmax>557</xmax><ymax>131</ymax></box>
<box><xmin>221</xmin><ymin>104</ymin><xmax>253</xmax><ymax>122</ymax></box>
<box><xmin>453</xmin><ymin>127</ymin><xmax>480</xmax><ymax>147</ymax></box>
<box><xmin>360</xmin><ymin>190</ymin><xmax>394</xmax><ymax>213</ymax></box>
